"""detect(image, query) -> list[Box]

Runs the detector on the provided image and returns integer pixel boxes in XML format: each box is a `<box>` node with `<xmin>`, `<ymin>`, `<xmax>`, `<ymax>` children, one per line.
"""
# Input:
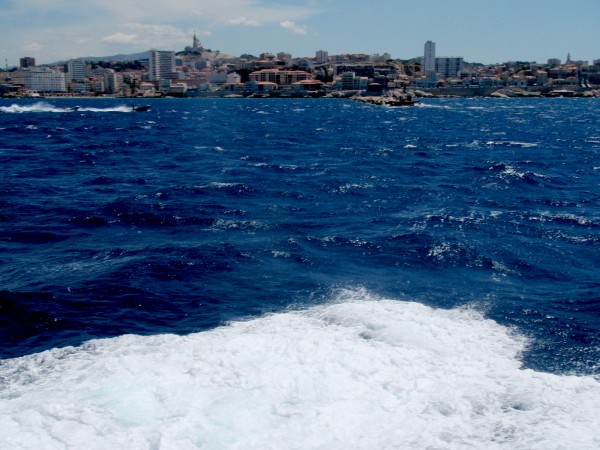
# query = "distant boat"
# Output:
<box><xmin>132</xmin><ymin>104</ymin><xmax>151</xmax><ymax>112</ymax></box>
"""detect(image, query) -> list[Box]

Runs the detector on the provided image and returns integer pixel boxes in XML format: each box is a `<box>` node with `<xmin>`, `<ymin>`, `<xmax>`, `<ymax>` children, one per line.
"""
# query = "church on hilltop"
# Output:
<box><xmin>184</xmin><ymin>32</ymin><xmax>203</xmax><ymax>55</ymax></box>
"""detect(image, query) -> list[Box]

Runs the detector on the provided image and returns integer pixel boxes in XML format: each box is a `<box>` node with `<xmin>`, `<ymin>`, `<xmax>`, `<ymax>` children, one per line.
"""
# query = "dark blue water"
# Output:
<box><xmin>1</xmin><ymin>98</ymin><xmax>600</xmax><ymax>448</ymax></box>
<box><xmin>1</xmin><ymin>98</ymin><xmax>598</xmax><ymax>372</ymax></box>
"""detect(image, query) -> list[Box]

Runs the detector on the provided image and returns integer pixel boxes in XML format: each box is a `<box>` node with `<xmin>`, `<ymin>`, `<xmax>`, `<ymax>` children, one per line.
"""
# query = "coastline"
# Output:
<box><xmin>3</xmin><ymin>86</ymin><xmax>599</xmax><ymax>100</ymax></box>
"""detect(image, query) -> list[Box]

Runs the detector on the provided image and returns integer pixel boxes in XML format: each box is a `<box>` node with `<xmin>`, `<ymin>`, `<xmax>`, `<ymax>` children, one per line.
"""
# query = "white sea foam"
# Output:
<box><xmin>77</xmin><ymin>105</ymin><xmax>132</xmax><ymax>113</ymax></box>
<box><xmin>271</xmin><ymin>250</ymin><xmax>291</xmax><ymax>258</ymax></box>
<box><xmin>0</xmin><ymin>102</ymin><xmax>132</xmax><ymax>114</ymax></box>
<box><xmin>1</xmin><ymin>288</ymin><xmax>599</xmax><ymax>449</ymax></box>
<box><xmin>336</xmin><ymin>183</ymin><xmax>374</xmax><ymax>193</ymax></box>
<box><xmin>529</xmin><ymin>212</ymin><xmax>593</xmax><ymax>226</ymax></box>
<box><xmin>415</xmin><ymin>103</ymin><xmax>452</xmax><ymax>109</ymax></box>
<box><xmin>485</xmin><ymin>141</ymin><xmax>538</xmax><ymax>148</ymax></box>
<box><xmin>0</xmin><ymin>102</ymin><xmax>65</xmax><ymax>113</ymax></box>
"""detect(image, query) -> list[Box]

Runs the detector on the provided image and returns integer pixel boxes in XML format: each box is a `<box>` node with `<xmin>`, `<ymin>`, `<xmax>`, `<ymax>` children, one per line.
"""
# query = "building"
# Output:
<box><xmin>315</xmin><ymin>50</ymin><xmax>329</xmax><ymax>64</ymax></box>
<box><xmin>410</xmin><ymin>72</ymin><xmax>437</xmax><ymax>89</ymax></box>
<box><xmin>259</xmin><ymin>53</ymin><xmax>276</xmax><ymax>61</ymax></box>
<box><xmin>334</xmin><ymin>64</ymin><xmax>375</xmax><ymax>77</ymax></box>
<box><xmin>94</xmin><ymin>79</ymin><xmax>105</xmax><ymax>93</ymax></box>
<box><xmin>169</xmin><ymin>83</ymin><xmax>188</xmax><ymax>96</ymax></box>
<box><xmin>536</xmin><ymin>70</ymin><xmax>548</xmax><ymax>86</ymax></box>
<box><xmin>435</xmin><ymin>57</ymin><xmax>463</xmax><ymax>78</ymax></box>
<box><xmin>71</xmin><ymin>79</ymin><xmax>93</xmax><ymax>93</ymax></box>
<box><xmin>244</xmin><ymin>81</ymin><xmax>278</xmax><ymax>93</ymax></box>
<box><xmin>89</xmin><ymin>67</ymin><xmax>121</xmax><ymax>94</ymax></box>
<box><xmin>67</xmin><ymin>59</ymin><xmax>88</xmax><ymax>82</ymax></box>
<box><xmin>207</xmin><ymin>72</ymin><xmax>227</xmax><ymax>85</ymax></box>
<box><xmin>249</xmin><ymin>69</ymin><xmax>312</xmax><ymax>86</ymax></box>
<box><xmin>19</xmin><ymin>57</ymin><xmax>35</xmax><ymax>68</ymax></box>
<box><xmin>547</xmin><ymin>58</ymin><xmax>561</xmax><ymax>67</ymax></box>
<box><xmin>292</xmin><ymin>80</ymin><xmax>324</xmax><ymax>92</ymax></box>
<box><xmin>148</xmin><ymin>49</ymin><xmax>176</xmax><ymax>81</ymax></box>
<box><xmin>138</xmin><ymin>82</ymin><xmax>157</xmax><ymax>96</ymax></box>
<box><xmin>277</xmin><ymin>52</ymin><xmax>292</xmax><ymax>61</ymax></box>
<box><xmin>424</xmin><ymin>41</ymin><xmax>436</xmax><ymax>73</ymax></box>
<box><xmin>103</xmin><ymin>69</ymin><xmax>121</xmax><ymax>94</ymax></box>
<box><xmin>338</xmin><ymin>72</ymin><xmax>369</xmax><ymax>90</ymax></box>
<box><xmin>184</xmin><ymin>31</ymin><xmax>203</xmax><ymax>54</ymax></box>
<box><xmin>370</xmin><ymin>53</ymin><xmax>391</xmax><ymax>62</ymax></box>
<box><xmin>15</xmin><ymin>67</ymin><xmax>66</xmax><ymax>92</ymax></box>
<box><xmin>226</xmin><ymin>72</ymin><xmax>242</xmax><ymax>84</ymax></box>
<box><xmin>192</xmin><ymin>32</ymin><xmax>201</xmax><ymax>51</ymax></box>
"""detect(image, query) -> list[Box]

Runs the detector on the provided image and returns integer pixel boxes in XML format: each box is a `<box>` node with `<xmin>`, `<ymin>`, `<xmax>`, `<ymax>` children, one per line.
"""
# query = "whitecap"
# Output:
<box><xmin>1</xmin><ymin>102</ymin><xmax>64</xmax><ymax>113</ymax></box>
<box><xmin>485</xmin><ymin>141</ymin><xmax>538</xmax><ymax>148</ymax></box>
<box><xmin>271</xmin><ymin>250</ymin><xmax>291</xmax><ymax>258</ymax></box>
<box><xmin>78</xmin><ymin>106</ymin><xmax>132</xmax><ymax>113</ymax></box>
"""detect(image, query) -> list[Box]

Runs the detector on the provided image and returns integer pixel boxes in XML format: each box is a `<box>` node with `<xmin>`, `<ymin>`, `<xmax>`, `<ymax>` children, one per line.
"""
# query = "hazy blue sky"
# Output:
<box><xmin>1</xmin><ymin>0</ymin><xmax>599</xmax><ymax>66</ymax></box>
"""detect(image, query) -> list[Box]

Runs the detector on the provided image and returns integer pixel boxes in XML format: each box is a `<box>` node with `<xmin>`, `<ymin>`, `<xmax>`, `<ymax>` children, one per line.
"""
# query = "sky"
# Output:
<box><xmin>1</xmin><ymin>0</ymin><xmax>599</xmax><ymax>67</ymax></box>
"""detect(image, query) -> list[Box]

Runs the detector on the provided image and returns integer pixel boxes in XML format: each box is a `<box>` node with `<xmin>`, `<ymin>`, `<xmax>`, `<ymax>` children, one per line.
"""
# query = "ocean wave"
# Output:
<box><xmin>0</xmin><ymin>102</ymin><xmax>68</xmax><ymax>114</ymax></box>
<box><xmin>1</xmin><ymin>288</ymin><xmax>598</xmax><ymax>449</ymax></box>
<box><xmin>482</xmin><ymin>162</ymin><xmax>551</xmax><ymax>186</ymax></box>
<box><xmin>528</xmin><ymin>212</ymin><xmax>597</xmax><ymax>228</ymax></box>
<box><xmin>485</xmin><ymin>141</ymin><xmax>539</xmax><ymax>148</ymax></box>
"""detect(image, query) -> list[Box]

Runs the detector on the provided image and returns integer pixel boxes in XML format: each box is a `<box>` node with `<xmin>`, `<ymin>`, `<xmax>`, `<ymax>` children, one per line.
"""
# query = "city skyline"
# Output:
<box><xmin>1</xmin><ymin>0</ymin><xmax>599</xmax><ymax>67</ymax></box>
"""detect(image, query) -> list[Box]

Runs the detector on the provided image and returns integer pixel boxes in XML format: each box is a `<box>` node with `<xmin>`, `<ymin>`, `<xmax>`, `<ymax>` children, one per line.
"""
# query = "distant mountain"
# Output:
<box><xmin>49</xmin><ymin>49</ymin><xmax>240</xmax><ymax>66</ymax></box>
<box><xmin>52</xmin><ymin>51</ymin><xmax>149</xmax><ymax>65</ymax></box>
<box><xmin>86</xmin><ymin>51</ymin><xmax>150</xmax><ymax>62</ymax></box>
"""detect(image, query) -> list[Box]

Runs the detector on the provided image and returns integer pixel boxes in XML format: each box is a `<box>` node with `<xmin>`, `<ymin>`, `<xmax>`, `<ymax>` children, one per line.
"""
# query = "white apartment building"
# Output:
<box><xmin>424</xmin><ymin>41</ymin><xmax>436</xmax><ymax>73</ymax></box>
<box><xmin>148</xmin><ymin>49</ymin><xmax>176</xmax><ymax>81</ymax></box>
<box><xmin>13</xmin><ymin>67</ymin><xmax>66</xmax><ymax>92</ymax></box>
<box><xmin>67</xmin><ymin>59</ymin><xmax>88</xmax><ymax>82</ymax></box>
<box><xmin>103</xmin><ymin>69</ymin><xmax>121</xmax><ymax>94</ymax></box>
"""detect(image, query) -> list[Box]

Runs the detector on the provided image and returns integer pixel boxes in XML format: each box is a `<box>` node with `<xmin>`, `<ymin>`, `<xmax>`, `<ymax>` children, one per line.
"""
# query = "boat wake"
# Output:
<box><xmin>1</xmin><ymin>288</ymin><xmax>598</xmax><ymax>449</ymax></box>
<box><xmin>0</xmin><ymin>102</ymin><xmax>133</xmax><ymax>113</ymax></box>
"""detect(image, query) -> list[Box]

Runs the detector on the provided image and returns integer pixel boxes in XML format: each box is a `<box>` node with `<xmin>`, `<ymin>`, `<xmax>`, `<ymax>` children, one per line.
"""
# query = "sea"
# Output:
<box><xmin>0</xmin><ymin>97</ymin><xmax>599</xmax><ymax>449</ymax></box>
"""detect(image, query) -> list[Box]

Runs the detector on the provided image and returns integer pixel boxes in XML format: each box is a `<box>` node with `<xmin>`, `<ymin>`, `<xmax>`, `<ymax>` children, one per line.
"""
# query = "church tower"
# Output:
<box><xmin>193</xmin><ymin>31</ymin><xmax>201</xmax><ymax>50</ymax></box>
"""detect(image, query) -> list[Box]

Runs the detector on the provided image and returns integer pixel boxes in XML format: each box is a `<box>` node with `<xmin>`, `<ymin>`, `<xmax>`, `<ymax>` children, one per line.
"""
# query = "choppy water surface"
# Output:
<box><xmin>1</xmin><ymin>98</ymin><xmax>599</xmax><ymax>448</ymax></box>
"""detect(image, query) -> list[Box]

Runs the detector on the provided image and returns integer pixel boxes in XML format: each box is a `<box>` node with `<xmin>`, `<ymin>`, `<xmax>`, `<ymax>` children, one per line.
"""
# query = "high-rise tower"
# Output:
<box><xmin>67</xmin><ymin>59</ymin><xmax>88</xmax><ymax>81</ymax></box>
<box><xmin>315</xmin><ymin>50</ymin><xmax>329</xmax><ymax>64</ymax></box>
<box><xmin>148</xmin><ymin>49</ymin><xmax>176</xmax><ymax>81</ymax></box>
<box><xmin>424</xmin><ymin>40</ymin><xmax>436</xmax><ymax>73</ymax></box>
